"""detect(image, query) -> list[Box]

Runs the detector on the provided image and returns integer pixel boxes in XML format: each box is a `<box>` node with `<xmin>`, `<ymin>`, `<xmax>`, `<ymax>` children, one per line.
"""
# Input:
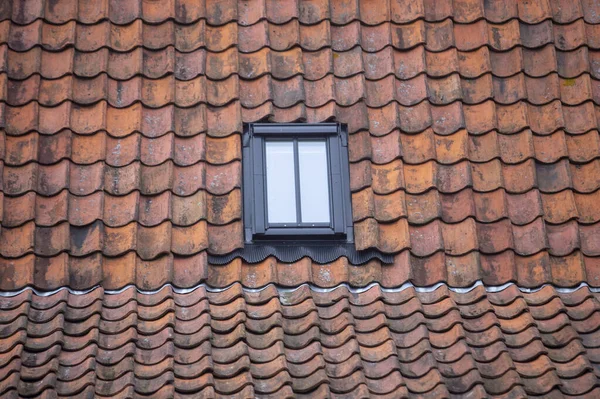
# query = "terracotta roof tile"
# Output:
<box><xmin>2</xmin><ymin>0</ymin><xmax>600</xmax><ymax>393</ymax></box>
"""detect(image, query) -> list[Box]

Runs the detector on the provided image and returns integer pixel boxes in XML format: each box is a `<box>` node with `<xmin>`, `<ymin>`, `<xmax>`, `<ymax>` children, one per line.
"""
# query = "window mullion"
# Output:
<box><xmin>293</xmin><ymin>139</ymin><xmax>302</xmax><ymax>225</ymax></box>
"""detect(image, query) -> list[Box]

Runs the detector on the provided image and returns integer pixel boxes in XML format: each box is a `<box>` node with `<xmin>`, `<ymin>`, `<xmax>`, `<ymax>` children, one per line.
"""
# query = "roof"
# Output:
<box><xmin>1</xmin><ymin>0</ymin><xmax>600</xmax><ymax>397</ymax></box>
<box><xmin>2</xmin><ymin>283</ymin><xmax>600</xmax><ymax>398</ymax></box>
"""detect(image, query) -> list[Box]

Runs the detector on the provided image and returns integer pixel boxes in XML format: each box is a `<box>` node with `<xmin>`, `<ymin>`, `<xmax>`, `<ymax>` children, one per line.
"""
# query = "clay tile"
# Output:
<box><xmin>480</xmin><ymin>251</ymin><xmax>516</xmax><ymax>284</ymax></box>
<box><xmin>427</xmin><ymin>74</ymin><xmax>462</xmax><ymax>104</ymax></box>
<box><xmin>518</xmin><ymin>0</ymin><xmax>552</xmax><ymax>23</ymax></box>
<box><xmin>398</xmin><ymin>129</ymin><xmax>432</xmax><ymax>164</ymax></box>
<box><xmin>463</xmin><ymin>101</ymin><xmax>496</xmax><ymax>134</ymax></box>
<box><xmin>70</xmin><ymin>222</ymin><xmax>104</xmax><ymax>257</ymax></box>
<box><xmin>503</xmin><ymin>159</ymin><xmax>536</xmax><ymax>194</ymax></box>
<box><xmin>522</xmin><ymin>45</ymin><xmax>556</xmax><ymax>77</ymax></box>
<box><xmin>105</xmin><ymin>134</ymin><xmax>140</xmax><ymax>167</ymax></box>
<box><xmin>6</xmin><ymin>47</ymin><xmax>40</xmax><ymax>80</ymax></box>
<box><xmin>571</xmin><ymin>160</ymin><xmax>600</xmax><ymax>193</ymax></box>
<box><xmin>442</xmin><ymin>218</ymin><xmax>478</xmax><ymax>256</ymax></box>
<box><xmin>519</xmin><ymin>20</ymin><xmax>553</xmax><ymax>49</ymax></box>
<box><xmin>580</xmin><ymin>223</ymin><xmax>600</xmax><ymax>256</ymax></box>
<box><xmin>103</xmin><ymin>223</ymin><xmax>136</xmax><ymax>257</ymax></box>
<box><xmin>541</xmin><ymin>190</ymin><xmax>578</xmax><ymax>224</ymax></box>
<box><xmin>298</xmin><ymin>0</ymin><xmax>329</xmax><ymax>24</ymax></box>
<box><xmin>536</xmin><ymin>159</ymin><xmax>572</xmax><ymax>193</ymax></box>
<box><xmin>207</xmin><ymin>221</ymin><xmax>243</xmax><ymax>254</ymax></box>
<box><xmin>359</xmin><ymin>23</ymin><xmax>389</xmax><ymax>53</ymax></box>
<box><xmin>424</xmin><ymin>48</ymin><xmax>457</xmax><ymax>78</ymax></box>
<box><xmin>524</xmin><ymin>74</ymin><xmax>558</xmax><ymax>106</ymax></box>
<box><xmin>71</xmin><ymin>74</ymin><xmax>107</xmax><ymax>106</ymax></box>
<box><xmin>8</xmin><ymin>20</ymin><xmax>41</xmax><ymax>52</ymax></box>
<box><xmin>477</xmin><ymin>219</ymin><xmax>513</xmax><ymax>254</ymax></box>
<box><xmin>136</xmin><ymin>255</ymin><xmax>173</xmax><ymax>289</ymax></box>
<box><xmin>498</xmin><ymin>130</ymin><xmax>534</xmax><ymax>164</ymax></box>
<box><xmin>514</xmin><ymin>217</ymin><xmax>549</xmax><ymax>255</ymax></box>
<box><xmin>439</xmin><ymin>188</ymin><xmax>472</xmax><ymax>223</ymax></box>
<box><xmin>34</xmin><ymin>191</ymin><xmax>69</xmax><ymax>227</ymax></box>
<box><xmin>37</xmin><ymin>161</ymin><xmax>68</xmax><ymax>196</ymax></box>
<box><xmin>403</xmin><ymin>161</ymin><xmax>435</xmax><ymax>194</ymax></box>
<box><xmin>268</xmin><ymin>20</ymin><xmax>299</xmax><ymax>52</ymax></box>
<box><xmin>557</xmin><ymin>47</ymin><xmax>589</xmax><ymax>78</ymax></box>
<box><xmin>33</xmin><ymin>255</ymin><xmax>68</xmax><ymax>291</ymax></box>
<box><xmin>109</xmin><ymin>0</ymin><xmax>141</xmax><ymax>24</ymax></box>
<box><xmin>437</xmin><ymin>160</ymin><xmax>471</xmax><ymax>193</ymax></box>
<box><xmin>68</xmin><ymin>191</ymin><xmax>103</xmax><ymax>226</ymax></box>
<box><xmin>534</xmin><ymin>131</ymin><xmax>568</xmax><ymax>163</ymax></box>
<box><xmin>34</xmin><ymin>222</ymin><xmax>70</xmax><ymax>256</ymax></box>
<box><xmin>425</xmin><ymin>20</ymin><xmax>454</xmax><ymax>52</ymax></box>
<box><xmin>1</xmin><ymin>192</ymin><xmax>33</xmax><ymax>227</ymax></box>
<box><xmin>564</xmin><ymin>102</ymin><xmax>596</xmax><ymax>134</ymax></box>
<box><xmin>4</xmin><ymin>133</ymin><xmax>37</xmax><ymax>166</ymax></box>
<box><xmin>551</xmin><ymin>251</ymin><xmax>586</xmax><ymax>287</ymax></box>
<box><xmin>516</xmin><ymin>250</ymin><xmax>551</xmax><ymax>286</ymax></box>
<box><xmin>421</xmin><ymin>0</ymin><xmax>450</xmax><ymax>21</ymax></box>
<box><xmin>468</xmin><ymin>130</ymin><xmax>498</xmax><ymax>163</ymax></box>
<box><xmin>69</xmin><ymin>163</ymin><xmax>104</xmax><ymax>195</ymax></box>
<box><xmin>333</xmin><ymin>47</ymin><xmax>362</xmax><ymax>78</ymax></box>
<box><xmin>102</xmin><ymin>192</ymin><xmax>137</xmax><ymax>227</ymax></box>
<box><xmin>547</xmin><ymin>220</ymin><xmax>581</xmax><ymax>256</ymax></box>
<box><xmin>527</xmin><ymin>101</ymin><xmax>564</xmax><ymax>135</ymax></box>
<box><xmin>410</xmin><ymin>220</ymin><xmax>443</xmax><ymax>256</ymax></box>
<box><xmin>330</xmin><ymin>0</ymin><xmax>359</xmax><ymax>24</ymax></box>
<box><xmin>305</xmin><ymin>75</ymin><xmax>335</xmax><ymax>107</ymax></box>
<box><xmin>237</xmin><ymin>21</ymin><xmax>267</xmax><ymax>53</ymax></box>
<box><xmin>103</xmin><ymin>162</ymin><xmax>140</xmax><ymax>195</ymax></box>
<box><xmin>461</xmin><ymin>74</ymin><xmax>492</xmax><ymax>104</ymax></box>
<box><xmin>455</xmin><ymin>20</ymin><xmax>488</xmax><ymax>52</ymax></box>
<box><xmin>506</xmin><ymin>190</ymin><xmax>543</xmax><ymax>226</ymax></box>
<box><xmin>430</xmin><ymin>102</ymin><xmax>464</xmax><ymax>135</ymax></box>
<box><xmin>398</xmin><ymin>101</ymin><xmax>432</xmax><ymax>133</ymax></box>
<box><xmin>482</xmin><ymin>0</ymin><xmax>516</xmax><ymax>22</ymax></box>
<box><xmin>170</xmin><ymin>220</ymin><xmax>207</xmax><ymax>256</ymax></box>
<box><xmin>488</xmin><ymin>20</ymin><xmax>520</xmax><ymax>50</ymax></box>
<box><xmin>301</xmin><ymin>20</ymin><xmax>330</xmax><ymax>51</ymax></box>
<box><xmin>574</xmin><ymin>191</ymin><xmax>600</xmax><ymax>223</ymax></box>
<box><xmin>72</xmin><ymin>48</ymin><xmax>107</xmax><ymax>78</ymax></box>
<box><xmin>555</xmin><ymin>20</ymin><xmax>587</xmax><ymax>51</ymax></box>
<box><xmin>471</xmin><ymin>189</ymin><xmax>505</xmax><ymax>223</ymax></box>
<box><xmin>207</xmin><ymin>189</ymin><xmax>241</xmax><ymax>225</ymax></box>
<box><xmin>389</xmin><ymin>21</ymin><xmax>424</xmax><ymax>51</ymax></box>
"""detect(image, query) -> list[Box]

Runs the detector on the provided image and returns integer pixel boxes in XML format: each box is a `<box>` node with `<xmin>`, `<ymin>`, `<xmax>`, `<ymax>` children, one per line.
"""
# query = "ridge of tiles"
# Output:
<box><xmin>1</xmin><ymin>0</ymin><xmax>600</xmax><ymax>290</ymax></box>
<box><xmin>1</xmin><ymin>283</ymin><xmax>600</xmax><ymax>398</ymax></box>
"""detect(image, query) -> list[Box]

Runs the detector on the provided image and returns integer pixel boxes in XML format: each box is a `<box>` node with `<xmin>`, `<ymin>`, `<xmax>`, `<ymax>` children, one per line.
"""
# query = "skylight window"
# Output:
<box><xmin>243</xmin><ymin>123</ymin><xmax>353</xmax><ymax>242</ymax></box>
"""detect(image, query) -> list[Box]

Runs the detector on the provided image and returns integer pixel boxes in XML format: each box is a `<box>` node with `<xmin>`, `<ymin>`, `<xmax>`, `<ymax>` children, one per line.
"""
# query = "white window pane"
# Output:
<box><xmin>298</xmin><ymin>141</ymin><xmax>330</xmax><ymax>223</ymax></box>
<box><xmin>265</xmin><ymin>141</ymin><xmax>297</xmax><ymax>223</ymax></box>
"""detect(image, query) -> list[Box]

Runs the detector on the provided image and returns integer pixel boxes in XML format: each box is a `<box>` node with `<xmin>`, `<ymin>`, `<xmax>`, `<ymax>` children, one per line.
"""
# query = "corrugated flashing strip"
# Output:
<box><xmin>208</xmin><ymin>244</ymin><xmax>394</xmax><ymax>265</ymax></box>
<box><xmin>0</xmin><ymin>280</ymin><xmax>599</xmax><ymax>298</ymax></box>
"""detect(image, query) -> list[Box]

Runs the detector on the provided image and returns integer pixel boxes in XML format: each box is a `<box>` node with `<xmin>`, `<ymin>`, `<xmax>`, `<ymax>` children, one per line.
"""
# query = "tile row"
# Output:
<box><xmin>5</xmin><ymin>44</ymin><xmax>600</xmax><ymax>83</ymax></box>
<box><xmin>1</xmin><ymin>185</ymin><xmax>598</xmax><ymax>229</ymax></box>
<box><xmin>1</xmin><ymin>249</ymin><xmax>599</xmax><ymax>292</ymax></box>
<box><xmin>1</xmin><ymin>0</ymin><xmax>599</xmax><ymax>26</ymax></box>
<box><xmin>3</xmin><ymin>128</ymin><xmax>599</xmax><ymax>169</ymax></box>
<box><xmin>2</xmin><ymin>157</ymin><xmax>599</xmax><ymax>199</ymax></box>
<box><xmin>4</xmin><ymin>100</ymin><xmax>600</xmax><ymax>138</ymax></box>
<box><xmin>2</xmin><ymin>16</ymin><xmax>600</xmax><ymax>53</ymax></box>
<box><xmin>2</xmin><ymin>216</ymin><xmax>600</xmax><ymax>259</ymax></box>
<box><xmin>0</xmin><ymin>283</ymin><xmax>599</xmax><ymax>397</ymax></box>
<box><xmin>6</xmin><ymin>71</ymin><xmax>600</xmax><ymax>110</ymax></box>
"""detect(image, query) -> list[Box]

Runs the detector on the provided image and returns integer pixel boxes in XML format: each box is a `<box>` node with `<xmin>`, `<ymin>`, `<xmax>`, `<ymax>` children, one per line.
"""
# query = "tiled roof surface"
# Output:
<box><xmin>1</xmin><ymin>0</ymin><xmax>600</xmax><ymax>290</ymax></box>
<box><xmin>1</xmin><ymin>283</ymin><xmax>600</xmax><ymax>398</ymax></box>
<box><xmin>2</xmin><ymin>0</ymin><xmax>600</xmax><ymax>397</ymax></box>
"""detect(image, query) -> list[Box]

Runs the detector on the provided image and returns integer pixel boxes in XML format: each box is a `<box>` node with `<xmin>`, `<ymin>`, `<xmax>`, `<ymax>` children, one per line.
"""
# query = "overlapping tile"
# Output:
<box><xmin>1</xmin><ymin>0</ymin><xmax>600</xmax><ymax>292</ymax></box>
<box><xmin>0</xmin><ymin>283</ymin><xmax>599</xmax><ymax>398</ymax></box>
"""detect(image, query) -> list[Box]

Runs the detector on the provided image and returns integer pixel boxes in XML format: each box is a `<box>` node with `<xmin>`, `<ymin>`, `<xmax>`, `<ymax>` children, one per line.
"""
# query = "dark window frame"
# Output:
<box><xmin>243</xmin><ymin>123</ymin><xmax>354</xmax><ymax>243</ymax></box>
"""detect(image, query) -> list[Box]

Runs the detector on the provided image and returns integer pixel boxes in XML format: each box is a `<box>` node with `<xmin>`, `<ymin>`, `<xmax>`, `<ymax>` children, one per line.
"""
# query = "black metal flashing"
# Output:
<box><xmin>208</xmin><ymin>243</ymin><xmax>394</xmax><ymax>265</ymax></box>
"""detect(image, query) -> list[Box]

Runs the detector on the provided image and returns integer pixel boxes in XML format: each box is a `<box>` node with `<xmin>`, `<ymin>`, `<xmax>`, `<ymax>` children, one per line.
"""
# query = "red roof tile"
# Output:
<box><xmin>0</xmin><ymin>283</ymin><xmax>599</xmax><ymax>398</ymax></box>
<box><xmin>2</xmin><ymin>0</ymin><xmax>600</xmax><ymax>395</ymax></box>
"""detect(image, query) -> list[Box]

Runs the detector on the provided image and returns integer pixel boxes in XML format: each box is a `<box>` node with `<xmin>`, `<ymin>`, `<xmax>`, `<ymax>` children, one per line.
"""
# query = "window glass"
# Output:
<box><xmin>298</xmin><ymin>140</ymin><xmax>330</xmax><ymax>223</ymax></box>
<box><xmin>265</xmin><ymin>141</ymin><xmax>297</xmax><ymax>223</ymax></box>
